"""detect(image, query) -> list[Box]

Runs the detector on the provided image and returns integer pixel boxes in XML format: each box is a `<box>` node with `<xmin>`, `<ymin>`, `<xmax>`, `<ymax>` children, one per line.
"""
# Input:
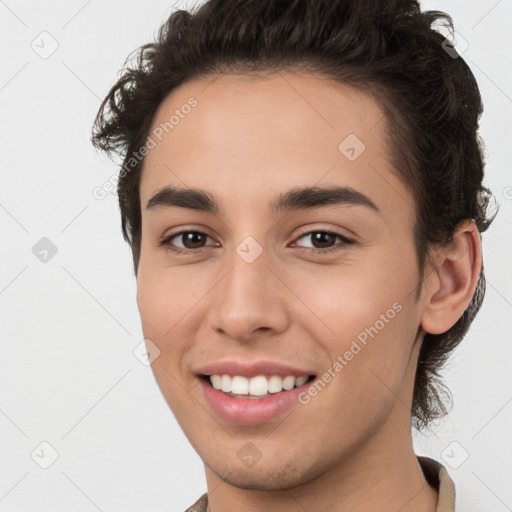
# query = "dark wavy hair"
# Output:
<box><xmin>91</xmin><ymin>0</ymin><xmax>497</xmax><ymax>430</ymax></box>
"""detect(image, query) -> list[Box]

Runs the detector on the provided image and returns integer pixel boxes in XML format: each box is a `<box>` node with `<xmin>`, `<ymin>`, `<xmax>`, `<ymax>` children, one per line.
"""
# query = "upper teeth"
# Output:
<box><xmin>209</xmin><ymin>374</ymin><xmax>309</xmax><ymax>395</ymax></box>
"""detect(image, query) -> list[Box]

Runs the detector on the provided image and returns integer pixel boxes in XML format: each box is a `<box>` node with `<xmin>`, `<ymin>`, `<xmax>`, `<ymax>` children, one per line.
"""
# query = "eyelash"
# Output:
<box><xmin>159</xmin><ymin>229</ymin><xmax>354</xmax><ymax>255</ymax></box>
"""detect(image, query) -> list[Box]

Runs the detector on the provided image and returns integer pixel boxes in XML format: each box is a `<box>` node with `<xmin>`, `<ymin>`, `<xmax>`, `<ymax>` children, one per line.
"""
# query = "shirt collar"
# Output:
<box><xmin>417</xmin><ymin>455</ymin><xmax>456</xmax><ymax>512</ymax></box>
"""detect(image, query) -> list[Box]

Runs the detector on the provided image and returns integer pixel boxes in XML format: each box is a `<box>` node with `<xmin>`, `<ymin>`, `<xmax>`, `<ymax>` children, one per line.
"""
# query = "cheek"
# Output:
<box><xmin>135</xmin><ymin>263</ymin><xmax>201</xmax><ymax>369</ymax></box>
<box><xmin>137</xmin><ymin>261</ymin><xmax>197</xmax><ymax>331</ymax></box>
<box><xmin>289</xmin><ymin>249</ymin><xmax>417</xmax><ymax>400</ymax></box>
<box><xmin>290</xmin><ymin>257</ymin><xmax>408</xmax><ymax>341</ymax></box>
<box><xmin>136</xmin><ymin>266</ymin><xmax>204</xmax><ymax>419</ymax></box>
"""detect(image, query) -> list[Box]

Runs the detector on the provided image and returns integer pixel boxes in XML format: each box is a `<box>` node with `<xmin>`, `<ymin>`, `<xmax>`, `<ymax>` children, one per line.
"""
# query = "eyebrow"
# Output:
<box><xmin>145</xmin><ymin>185</ymin><xmax>380</xmax><ymax>215</ymax></box>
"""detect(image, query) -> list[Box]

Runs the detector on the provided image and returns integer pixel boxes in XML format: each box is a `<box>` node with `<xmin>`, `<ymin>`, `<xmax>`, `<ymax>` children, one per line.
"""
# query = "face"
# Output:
<box><xmin>136</xmin><ymin>71</ymin><xmax>427</xmax><ymax>490</ymax></box>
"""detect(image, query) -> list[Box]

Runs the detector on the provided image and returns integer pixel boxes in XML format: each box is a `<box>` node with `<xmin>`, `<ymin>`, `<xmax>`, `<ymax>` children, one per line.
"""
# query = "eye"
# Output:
<box><xmin>291</xmin><ymin>230</ymin><xmax>354</xmax><ymax>253</ymax></box>
<box><xmin>160</xmin><ymin>230</ymin><xmax>218</xmax><ymax>254</ymax></box>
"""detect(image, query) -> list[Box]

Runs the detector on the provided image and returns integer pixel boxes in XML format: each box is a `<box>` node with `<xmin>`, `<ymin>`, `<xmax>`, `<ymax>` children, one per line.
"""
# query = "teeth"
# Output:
<box><xmin>209</xmin><ymin>374</ymin><xmax>310</xmax><ymax>396</ymax></box>
<box><xmin>221</xmin><ymin>374</ymin><xmax>232</xmax><ymax>392</ymax></box>
<box><xmin>282</xmin><ymin>376</ymin><xmax>295</xmax><ymax>390</ymax></box>
<box><xmin>211</xmin><ymin>375</ymin><xmax>222</xmax><ymax>390</ymax></box>
<box><xmin>231</xmin><ymin>376</ymin><xmax>249</xmax><ymax>395</ymax></box>
<box><xmin>295</xmin><ymin>376</ymin><xmax>308</xmax><ymax>387</ymax></box>
<box><xmin>268</xmin><ymin>375</ymin><xmax>282</xmax><ymax>393</ymax></box>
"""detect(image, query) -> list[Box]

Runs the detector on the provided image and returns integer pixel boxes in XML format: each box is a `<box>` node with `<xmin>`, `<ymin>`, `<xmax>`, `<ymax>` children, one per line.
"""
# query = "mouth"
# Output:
<box><xmin>194</xmin><ymin>360</ymin><xmax>318</xmax><ymax>424</ymax></box>
<box><xmin>199</xmin><ymin>374</ymin><xmax>316</xmax><ymax>399</ymax></box>
<box><xmin>196</xmin><ymin>370</ymin><xmax>317</xmax><ymax>425</ymax></box>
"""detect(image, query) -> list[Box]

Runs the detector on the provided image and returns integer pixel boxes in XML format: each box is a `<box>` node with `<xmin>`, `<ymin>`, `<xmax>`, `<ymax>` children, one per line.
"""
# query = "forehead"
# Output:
<box><xmin>139</xmin><ymin>71</ymin><xmax>411</xmax><ymax>223</ymax></box>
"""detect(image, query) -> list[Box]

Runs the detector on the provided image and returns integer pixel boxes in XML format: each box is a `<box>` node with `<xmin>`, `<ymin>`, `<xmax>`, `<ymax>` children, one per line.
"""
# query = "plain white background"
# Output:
<box><xmin>0</xmin><ymin>1</ymin><xmax>511</xmax><ymax>510</ymax></box>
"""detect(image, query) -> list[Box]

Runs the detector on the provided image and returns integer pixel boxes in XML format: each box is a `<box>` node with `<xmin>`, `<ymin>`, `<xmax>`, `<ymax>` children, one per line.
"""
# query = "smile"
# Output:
<box><xmin>208</xmin><ymin>374</ymin><xmax>312</xmax><ymax>397</ymax></box>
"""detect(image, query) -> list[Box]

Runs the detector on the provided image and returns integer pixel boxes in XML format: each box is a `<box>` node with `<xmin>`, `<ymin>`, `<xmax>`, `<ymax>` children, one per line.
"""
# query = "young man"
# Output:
<box><xmin>92</xmin><ymin>1</ymin><xmax>496</xmax><ymax>510</ymax></box>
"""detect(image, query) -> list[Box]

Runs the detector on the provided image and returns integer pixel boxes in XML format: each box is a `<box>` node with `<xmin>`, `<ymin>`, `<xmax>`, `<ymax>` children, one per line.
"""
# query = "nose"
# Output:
<box><xmin>206</xmin><ymin>246</ymin><xmax>290</xmax><ymax>343</ymax></box>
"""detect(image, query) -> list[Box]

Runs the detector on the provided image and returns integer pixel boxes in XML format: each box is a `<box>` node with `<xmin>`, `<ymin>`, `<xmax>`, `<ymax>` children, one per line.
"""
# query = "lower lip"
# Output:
<box><xmin>198</xmin><ymin>377</ymin><xmax>312</xmax><ymax>425</ymax></box>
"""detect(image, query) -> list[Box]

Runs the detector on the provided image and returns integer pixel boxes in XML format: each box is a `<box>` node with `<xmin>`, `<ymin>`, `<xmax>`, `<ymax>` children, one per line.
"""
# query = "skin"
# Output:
<box><xmin>135</xmin><ymin>71</ymin><xmax>482</xmax><ymax>512</ymax></box>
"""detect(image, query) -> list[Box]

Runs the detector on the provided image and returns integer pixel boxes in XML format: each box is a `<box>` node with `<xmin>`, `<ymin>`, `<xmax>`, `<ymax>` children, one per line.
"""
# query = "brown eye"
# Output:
<box><xmin>177</xmin><ymin>231</ymin><xmax>208</xmax><ymax>249</ymax></box>
<box><xmin>293</xmin><ymin>230</ymin><xmax>354</xmax><ymax>253</ymax></box>
<box><xmin>160</xmin><ymin>230</ymin><xmax>217</xmax><ymax>253</ymax></box>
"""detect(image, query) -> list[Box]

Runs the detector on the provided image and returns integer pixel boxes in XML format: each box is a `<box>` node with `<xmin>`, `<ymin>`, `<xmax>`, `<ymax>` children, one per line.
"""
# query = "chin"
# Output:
<box><xmin>206</xmin><ymin>456</ymin><xmax>327</xmax><ymax>492</ymax></box>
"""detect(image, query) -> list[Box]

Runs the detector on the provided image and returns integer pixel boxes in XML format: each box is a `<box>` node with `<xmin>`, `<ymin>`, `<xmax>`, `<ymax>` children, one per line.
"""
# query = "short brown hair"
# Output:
<box><xmin>92</xmin><ymin>0</ymin><xmax>497</xmax><ymax>430</ymax></box>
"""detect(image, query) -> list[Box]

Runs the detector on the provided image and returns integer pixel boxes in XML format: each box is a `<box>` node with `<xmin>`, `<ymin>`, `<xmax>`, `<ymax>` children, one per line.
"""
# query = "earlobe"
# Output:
<box><xmin>420</xmin><ymin>220</ymin><xmax>482</xmax><ymax>335</ymax></box>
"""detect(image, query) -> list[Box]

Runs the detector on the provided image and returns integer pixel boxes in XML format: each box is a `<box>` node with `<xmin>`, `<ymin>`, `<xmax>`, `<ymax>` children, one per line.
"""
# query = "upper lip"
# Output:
<box><xmin>195</xmin><ymin>360</ymin><xmax>316</xmax><ymax>378</ymax></box>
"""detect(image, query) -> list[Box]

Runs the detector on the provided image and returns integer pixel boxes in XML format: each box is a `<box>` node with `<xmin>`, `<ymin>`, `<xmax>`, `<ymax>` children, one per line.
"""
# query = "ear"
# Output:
<box><xmin>420</xmin><ymin>220</ymin><xmax>482</xmax><ymax>335</ymax></box>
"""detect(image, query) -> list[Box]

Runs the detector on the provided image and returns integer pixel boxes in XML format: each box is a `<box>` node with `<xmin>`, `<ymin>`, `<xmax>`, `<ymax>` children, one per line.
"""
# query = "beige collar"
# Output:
<box><xmin>418</xmin><ymin>455</ymin><xmax>456</xmax><ymax>512</ymax></box>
